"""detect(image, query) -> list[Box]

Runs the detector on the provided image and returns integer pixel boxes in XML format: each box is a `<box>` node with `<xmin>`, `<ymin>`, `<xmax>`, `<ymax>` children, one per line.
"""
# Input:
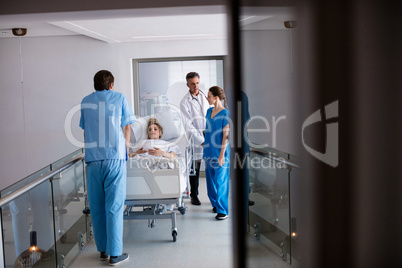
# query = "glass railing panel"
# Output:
<box><xmin>1</xmin><ymin>179</ymin><xmax>56</xmax><ymax>267</ymax></box>
<box><xmin>288</xmin><ymin>154</ymin><xmax>301</xmax><ymax>265</ymax></box>
<box><xmin>51</xmin><ymin>159</ymin><xmax>86</xmax><ymax>267</ymax></box>
<box><xmin>50</xmin><ymin>148</ymin><xmax>83</xmax><ymax>171</ymax></box>
<box><xmin>0</xmin><ymin>167</ymin><xmax>51</xmax><ymax>198</ymax></box>
<box><xmin>248</xmin><ymin>149</ymin><xmax>291</xmax><ymax>263</ymax></box>
<box><xmin>0</xmin><ymin>150</ymin><xmax>87</xmax><ymax>267</ymax></box>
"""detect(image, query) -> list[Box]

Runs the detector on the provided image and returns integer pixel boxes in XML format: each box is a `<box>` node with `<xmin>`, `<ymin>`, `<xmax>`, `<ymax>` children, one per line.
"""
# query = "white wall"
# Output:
<box><xmin>0</xmin><ymin>29</ymin><xmax>295</xmax><ymax>189</ymax></box>
<box><xmin>0</xmin><ymin>34</ymin><xmax>227</xmax><ymax>189</ymax></box>
<box><xmin>241</xmin><ymin>30</ymin><xmax>297</xmax><ymax>155</ymax></box>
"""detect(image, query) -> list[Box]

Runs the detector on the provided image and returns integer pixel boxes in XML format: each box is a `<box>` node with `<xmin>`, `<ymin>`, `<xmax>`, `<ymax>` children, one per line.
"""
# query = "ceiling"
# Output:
<box><xmin>0</xmin><ymin>6</ymin><xmax>296</xmax><ymax>43</ymax></box>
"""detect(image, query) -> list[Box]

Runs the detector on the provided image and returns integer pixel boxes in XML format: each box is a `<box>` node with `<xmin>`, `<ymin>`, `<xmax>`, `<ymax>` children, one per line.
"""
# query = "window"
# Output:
<box><xmin>133</xmin><ymin>57</ymin><xmax>224</xmax><ymax>116</ymax></box>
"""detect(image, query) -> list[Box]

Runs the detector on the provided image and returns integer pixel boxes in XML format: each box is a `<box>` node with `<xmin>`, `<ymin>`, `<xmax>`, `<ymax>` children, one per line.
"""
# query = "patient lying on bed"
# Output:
<box><xmin>129</xmin><ymin>118</ymin><xmax>181</xmax><ymax>169</ymax></box>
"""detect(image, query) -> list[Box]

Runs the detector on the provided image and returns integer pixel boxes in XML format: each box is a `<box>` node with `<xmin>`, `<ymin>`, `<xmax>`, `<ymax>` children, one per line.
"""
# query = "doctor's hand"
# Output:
<box><xmin>218</xmin><ymin>155</ymin><xmax>225</xmax><ymax>166</ymax></box>
<box><xmin>148</xmin><ymin>147</ymin><xmax>165</xmax><ymax>157</ymax></box>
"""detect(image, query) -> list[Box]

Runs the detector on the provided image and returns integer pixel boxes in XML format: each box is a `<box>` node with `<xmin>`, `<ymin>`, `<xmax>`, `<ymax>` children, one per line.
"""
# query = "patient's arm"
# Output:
<box><xmin>148</xmin><ymin>147</ymin><xmax>177</xmax><ymax>159</ymax></box>
<box><xmin>128</xmin><ymin>147</ymin><xmax>147</xmax><ymax>158</ymax></box>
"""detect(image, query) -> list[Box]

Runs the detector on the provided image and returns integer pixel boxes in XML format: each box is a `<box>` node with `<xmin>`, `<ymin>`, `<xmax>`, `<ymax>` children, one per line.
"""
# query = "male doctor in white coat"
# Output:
<box><xmin>180</xmin><ymin>72</ymin><xmax>210</xmax><ymax>205</ymax></box>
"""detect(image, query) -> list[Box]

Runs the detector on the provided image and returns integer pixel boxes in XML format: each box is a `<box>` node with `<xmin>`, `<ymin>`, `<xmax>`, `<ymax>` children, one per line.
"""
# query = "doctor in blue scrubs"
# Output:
<box><xmin>203</xmin><ymin>86</ymin><xmax>230</xmax><ymax>220</ymax></box>
<box><xmin>79</xmin><ymin>70</ymin><xmax>135</xmax><ymax>265</ymax></box>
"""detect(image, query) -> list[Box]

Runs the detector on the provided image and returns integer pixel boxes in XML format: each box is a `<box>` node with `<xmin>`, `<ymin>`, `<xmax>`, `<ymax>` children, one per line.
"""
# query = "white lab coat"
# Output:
<box><xmin>180</xmin><ymin>90</ymin><xmax>210</xmax><ymax>160</ymax></box>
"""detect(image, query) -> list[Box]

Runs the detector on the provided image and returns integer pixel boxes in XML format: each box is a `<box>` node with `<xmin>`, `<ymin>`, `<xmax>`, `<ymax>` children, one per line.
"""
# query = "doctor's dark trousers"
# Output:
<box><xmin>190</xmin><ymin>159</ymin><xmax>201</xmax><ymax>197</ymax></box>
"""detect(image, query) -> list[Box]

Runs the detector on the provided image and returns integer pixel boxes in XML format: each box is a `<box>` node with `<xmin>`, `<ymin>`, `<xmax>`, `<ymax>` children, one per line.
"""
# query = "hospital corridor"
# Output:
<box><xmin>69</xmin><ymin>176</ymin><xmax>291</xmax><ymax>268</ymax></box>
<box><xmin>1</xmin><ymin>0</ymin><xmax>402</xmax><ymax>268</ymax></box>
<box><xmin>0</xmin><ymin>144</ymin><xmax>295</xmax><ymax>268</ymax></box>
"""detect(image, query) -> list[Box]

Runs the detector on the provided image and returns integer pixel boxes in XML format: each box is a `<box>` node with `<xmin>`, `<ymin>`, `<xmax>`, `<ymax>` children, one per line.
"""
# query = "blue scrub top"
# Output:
<box><xmin>79</xmin><ymin>90</ymin><xmax>135</xmax><ymax>163</ymax></box>
<box><xmin>203</xmin><ymin>107</ymin><xmax>230</xmax><ymax>160</ymax></box>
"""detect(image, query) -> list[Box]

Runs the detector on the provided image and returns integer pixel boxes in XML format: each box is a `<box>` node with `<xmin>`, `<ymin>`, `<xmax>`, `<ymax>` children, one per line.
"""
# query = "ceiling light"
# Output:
<box><xmin>64</xmin><ymin>21</ymin><xmax>120</xmax><ymax>43</ymax></box>
<box><xmin>239</xmin><ymin>16</ymin><xmax>256</xmax><ymax>22</ymax></box>
<box><xmin>131</xmin><ymin>34</ymin><xmax>215</xmax><ymax>39</ymax></box>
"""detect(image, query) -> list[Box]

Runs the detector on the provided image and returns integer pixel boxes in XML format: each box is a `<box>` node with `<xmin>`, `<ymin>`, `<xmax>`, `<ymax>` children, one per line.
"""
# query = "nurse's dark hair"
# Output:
<box><xmin>148</xmin><ymin>118</ymin><xmax>163</xmax><ymax>138</ymax></box>
<box><xmin>186</xmin><ymin>72</ymin><xmax>200</xmax><ymax>82</ymax></box>
<box><xmin>94</xmin><ymin>70</ymin><xmax>114</xmax><ymax>91</ymax></box>
<box><xmin>209</xmin><ymin>86</ymin><xmax>229</xmax><ymax>110</ymax></box>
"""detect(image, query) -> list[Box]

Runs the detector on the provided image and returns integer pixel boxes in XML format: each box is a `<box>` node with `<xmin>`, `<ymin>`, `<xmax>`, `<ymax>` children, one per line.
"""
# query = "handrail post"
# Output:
<box><xmin>0</xmin><ymin>211</ymin><xmax>4</xmax><ymax>267</ymax></box>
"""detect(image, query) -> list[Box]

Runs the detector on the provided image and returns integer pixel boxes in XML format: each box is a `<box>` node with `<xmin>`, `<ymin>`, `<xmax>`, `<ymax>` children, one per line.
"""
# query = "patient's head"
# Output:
<box><xmin>147</xmin><ymin>118</ymin><xmax>163</xmax><ymax>139</ymax></box>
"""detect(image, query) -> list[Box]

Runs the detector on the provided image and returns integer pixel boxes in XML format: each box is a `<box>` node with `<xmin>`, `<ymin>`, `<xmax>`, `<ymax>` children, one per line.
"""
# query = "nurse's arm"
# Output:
<box><xmin>218</xmin><ymin>124</ymin><xmax>230</xmax><ymax>166</ymax></box>
<box><xmin>122</xmin><ymin>125</ymin><xmax>131</xmax><ymax>153</ymax></box>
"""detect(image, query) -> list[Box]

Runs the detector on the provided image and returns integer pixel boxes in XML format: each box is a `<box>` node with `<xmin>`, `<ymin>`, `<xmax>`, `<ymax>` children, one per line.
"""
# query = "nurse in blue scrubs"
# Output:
<box><xmin>80</xmin><ymin>70</ymin><xmax>134</xmax><ymax>265</ymax></box>
<box><xmin>203</xmin><ymin>86</ymin><xmax>230</xmax><ymax>220</ymax></box>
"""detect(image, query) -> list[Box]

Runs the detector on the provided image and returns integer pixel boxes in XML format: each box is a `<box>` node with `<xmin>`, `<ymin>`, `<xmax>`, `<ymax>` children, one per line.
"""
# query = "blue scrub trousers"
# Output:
<box><xmin>205</xmin><ymin>159</ymin><xmax>230</xmax><ymax>215</ymax></box>
<box><xmin>87</xmin><ymin>159</ymin><xmax>126</xmax><ymax>256</ymax></box>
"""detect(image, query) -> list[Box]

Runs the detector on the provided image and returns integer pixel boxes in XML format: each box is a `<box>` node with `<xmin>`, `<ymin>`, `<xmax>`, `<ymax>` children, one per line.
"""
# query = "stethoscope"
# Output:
<box><xmin>190</xmin><ymin>89</ymin><xmax>208</xmax><ymax>114</ymax></box>
<box><xmin>190</xmin><ymin>89</ymin><xmax>208</xmax><ymax>101</ymax></box>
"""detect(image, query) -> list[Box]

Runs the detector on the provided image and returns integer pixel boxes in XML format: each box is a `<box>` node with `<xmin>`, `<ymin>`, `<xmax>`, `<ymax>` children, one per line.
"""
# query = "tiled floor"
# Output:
<box><xmin>69</xmin><ymin>176</ymin><xmax>291</xmax><ymax>268</ymax></box>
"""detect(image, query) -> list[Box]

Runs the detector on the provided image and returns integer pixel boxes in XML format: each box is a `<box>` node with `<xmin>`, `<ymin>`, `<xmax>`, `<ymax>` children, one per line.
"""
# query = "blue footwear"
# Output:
<box><xmin>100</xmin><ymin>252</ymin><xmax>109</xmax><ymax>261</ymax></box>
<box><xmin>109</xmin><ymin>253</ymin><xmax>129</xmax><ymax>266</ymax></box>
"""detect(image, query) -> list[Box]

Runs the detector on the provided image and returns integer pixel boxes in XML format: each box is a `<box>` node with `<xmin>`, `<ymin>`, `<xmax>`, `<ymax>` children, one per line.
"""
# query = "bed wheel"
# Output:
<box><xmin>172</xmin><ymin>230</ymin><xmax>177</xmax><ymax>242</ymax></box>
<box><xmin>178</xmin><ymin>206</ymin><xmax>187</xmax><ymax>215</ymax></box>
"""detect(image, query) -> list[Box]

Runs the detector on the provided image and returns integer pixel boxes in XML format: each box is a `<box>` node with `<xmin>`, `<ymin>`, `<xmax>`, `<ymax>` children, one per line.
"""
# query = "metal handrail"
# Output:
<box><xmin>250</xmin><ymin>148</ymin><xmax>299</xmax><ymax>169</ymax></box>
<box><xmin>0</xmin><ymin>153</ymin><xmax>84</xmax><ymax>208</ymax></box>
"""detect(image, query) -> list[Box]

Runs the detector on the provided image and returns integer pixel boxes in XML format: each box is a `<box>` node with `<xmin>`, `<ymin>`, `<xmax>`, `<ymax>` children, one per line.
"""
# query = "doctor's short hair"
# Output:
<box><xmin>186</xmin><ymin>72</ymin><xmax>200</xmax><ymax>82</ymax></box>
<box><xmin>94</xmin><ymin>70</ymin><xmax>114</xmax><ymax>91</ymax></box>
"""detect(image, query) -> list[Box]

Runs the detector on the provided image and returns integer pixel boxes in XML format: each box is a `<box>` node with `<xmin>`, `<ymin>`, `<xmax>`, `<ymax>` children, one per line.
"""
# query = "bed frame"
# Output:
<box><xmin>124</xmin><ymin>154</ymin><xmax>190</xmax><ymax>242</ymax></box>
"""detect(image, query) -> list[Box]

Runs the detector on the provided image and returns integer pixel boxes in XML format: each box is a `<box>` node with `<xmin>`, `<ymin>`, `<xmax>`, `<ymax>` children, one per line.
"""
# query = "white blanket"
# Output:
<box><xmin>130</xmin><ymin>139</ymin><xmax>180</xmax><ymax>156</ymax></box>
<box><xmin>129</xmin><ymin>139</ymin><xmax>187</xmax><ymax>192</ymax></box>
<box><xmin>130</xmin><ymin>139</ymin><xmax>181</xmax><ymax>170</ymax></box>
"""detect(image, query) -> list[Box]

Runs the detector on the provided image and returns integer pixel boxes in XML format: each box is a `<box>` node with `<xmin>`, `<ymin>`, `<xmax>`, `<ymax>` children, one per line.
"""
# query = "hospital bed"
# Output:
<box><xmin>124</xmin><ymin>107</ymin><xmax>195</xmax><ymax>242</ymax></box>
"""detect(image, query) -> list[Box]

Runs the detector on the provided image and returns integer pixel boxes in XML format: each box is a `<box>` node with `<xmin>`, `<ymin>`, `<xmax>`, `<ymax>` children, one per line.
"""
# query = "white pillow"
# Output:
<box><xmin>130</xmin><ymin>109</ymin><xmax>181</xmax><ymax>143</ymax></box>
<box><xmin>155</xmin><ymin>109</ymin><xmax>181</xmax><ymax>141</ymax></box>
<box><xmin>130</xmin><ymin>117</ymin><xmax>148</xmax><ymax>143</ymax></box>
